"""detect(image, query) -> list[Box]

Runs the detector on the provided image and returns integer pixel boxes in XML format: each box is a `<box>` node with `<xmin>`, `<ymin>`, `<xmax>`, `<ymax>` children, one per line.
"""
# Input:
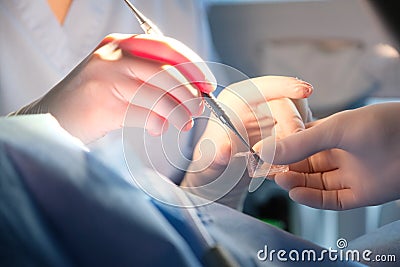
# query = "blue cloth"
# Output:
<box><xmin>0</xmin><ymin>115</ymin><xmax>363</xmax><ymax>266</ymax></box>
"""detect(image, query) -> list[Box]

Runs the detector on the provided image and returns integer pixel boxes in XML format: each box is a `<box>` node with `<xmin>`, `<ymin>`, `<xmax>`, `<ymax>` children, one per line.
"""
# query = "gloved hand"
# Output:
<box><xmin>254</xmin><ymin>102</ymin><xmax>400</xmax><ymax>210</ymax></box>
<box><xmin>181</xmin><ymin>76</ymin><xmax>313</xmax><ymax>208</ymax></box>
<box><xmin>11</xmin><ymin>34</ymin><xmax>216</xmax><ymax>143</ymax></box>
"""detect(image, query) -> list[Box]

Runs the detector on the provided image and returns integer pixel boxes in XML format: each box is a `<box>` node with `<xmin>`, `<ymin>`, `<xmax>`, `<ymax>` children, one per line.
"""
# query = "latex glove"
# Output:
<box><xmin>254</xmin><ymin>102</ymin><xmax>400</xmax><ymax>210</ymax></box>
<box><xmin>11</xmin><ymin>34</ymin><xmax>215</xmax><ymax>143</ymax></box>
<box><xmin>181</xmin><ymin>76</ymin><xmax>313</xmax><ymax>208</ymax></box>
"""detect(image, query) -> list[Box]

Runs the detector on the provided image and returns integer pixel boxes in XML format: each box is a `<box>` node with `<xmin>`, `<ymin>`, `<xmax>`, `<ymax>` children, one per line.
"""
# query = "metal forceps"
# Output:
<box><xmin>122</xmin><ymin>0</ymin><xmax>262</xmax><ymax>163</ymax></box>
<box><xmin>122</xmin><ymin>1</ymin><xmax>242</xmax><ymax>266</ymax></box>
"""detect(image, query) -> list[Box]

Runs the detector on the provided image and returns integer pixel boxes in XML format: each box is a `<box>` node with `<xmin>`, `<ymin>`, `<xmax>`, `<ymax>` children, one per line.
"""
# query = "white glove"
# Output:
<box><xmin>182</xmin><ymin>76</ymin><xmax>313</xmax><ymax>208</ymax></box>
<box><xmin>11</xmin><ymin>34</ymin><xmax>216</xmax><ymax>143</ymax></box>
<box><xmin>254</xmin><ymin>102</ymin><xmax>400</xmax><ymax>210</ymax></box>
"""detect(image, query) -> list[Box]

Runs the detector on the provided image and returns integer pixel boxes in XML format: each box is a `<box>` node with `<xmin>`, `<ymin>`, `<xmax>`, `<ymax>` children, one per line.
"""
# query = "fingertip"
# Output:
<box><xmin>274</xmin><ymin>173</ymin><xmax>290</xmax><ymax>190</ymax></box>
<box><xmin>182</xmin><ymin>118</ymin><xmax>194</xmax><ymax>131</ymax></box>
<box><xmin>303</xmin><ymin>82</ymin><xmax>314</xmax><ymax>96</ymax></box>
<box><xmin>252</xmin><ymin>140</ymin><xmax>262</xmax><ymax>154</ymax></box>
<box><xmin>252</xmin><ymin>140</ymin><xmax>266</xmax><ymax>161</ymax></box>
<box><xmin>288</xmin><ymin>187</ymin><xmax>305</xmax><ymax>203</ymax></box>
<box><xmin>98</xmin><ymin>36</ymin><xmax>116</xmax><ymax>48</ymax></box>
<box><xmin>294</xmin><ymin>77</ymin><xmax>313</xmax><ymax>87</ymax></box>
<box><xmin>294</xmin><ymin>83</ymin><xmax>314</xmax><ymax>99</ymax></box>
<box><xmin>252</xmin><ymin>136</ymin><xmax>276</xmax><ymax>164</ymax></box>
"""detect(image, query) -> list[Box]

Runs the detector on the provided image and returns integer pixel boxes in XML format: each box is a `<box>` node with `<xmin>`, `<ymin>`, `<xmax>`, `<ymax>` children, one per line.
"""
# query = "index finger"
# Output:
<box><xmin>228</xmin><ymin>76</ymin><xmax>313</xmax><ymax>103</ymax></box>
<box><xmin>118</xmin><ymin>34</ymin><xmax>216</xmax><ymax>94</ymax></box>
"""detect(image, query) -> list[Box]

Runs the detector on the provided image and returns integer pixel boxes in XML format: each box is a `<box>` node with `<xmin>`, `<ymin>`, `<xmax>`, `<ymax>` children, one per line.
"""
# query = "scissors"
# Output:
<box><xmin>122</xmin><ymin>0</ymin><xmax>262</xmax><ymax>163</ymax></box>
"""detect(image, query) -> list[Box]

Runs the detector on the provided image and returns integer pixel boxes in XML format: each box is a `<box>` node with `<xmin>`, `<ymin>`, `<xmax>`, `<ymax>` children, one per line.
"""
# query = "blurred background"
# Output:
<box><xmin>204</xmin><ymin>0</ymin><xmax>400</xmax><ymax>248</ymax></box>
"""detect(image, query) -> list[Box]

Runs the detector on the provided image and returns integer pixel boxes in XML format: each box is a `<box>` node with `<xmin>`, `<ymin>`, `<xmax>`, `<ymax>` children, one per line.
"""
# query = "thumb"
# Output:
<box><xmin>253</xmin><ymin>117</ymin><xmax>340</xmax><ymax>165</ymax></box>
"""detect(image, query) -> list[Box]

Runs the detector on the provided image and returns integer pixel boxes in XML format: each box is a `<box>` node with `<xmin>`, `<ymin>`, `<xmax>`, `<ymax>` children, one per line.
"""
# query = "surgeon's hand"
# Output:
<box><xmin>254</xmin><ymin>103</ymin><xmax>400</xmax><ymax>210</ymax></box>
<box><xmin>182</xmin><ymin>76</ymin><xmax>313</xmax><ymax>208</ymax></box>
<box><xmin>12</xmin><ymin>34</ymin><xmax>215</xmax><ymax>143</ymax></box>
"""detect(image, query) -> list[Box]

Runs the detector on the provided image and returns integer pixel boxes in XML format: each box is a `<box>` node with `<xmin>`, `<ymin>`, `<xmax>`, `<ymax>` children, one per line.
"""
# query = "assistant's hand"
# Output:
<box><xmin>12</xmin><ymin>34</ymin><xmax>215</xmax><ymax>143</ymax></box>
<box><xmin>254</xmin><ymin>103</ymin><xmax>400</xmax><ymax>210</ymax></box>
<box><xmin>181</xmin><ymin>76</ymin><xmax>313</xmax><ymax>207</ymax></box>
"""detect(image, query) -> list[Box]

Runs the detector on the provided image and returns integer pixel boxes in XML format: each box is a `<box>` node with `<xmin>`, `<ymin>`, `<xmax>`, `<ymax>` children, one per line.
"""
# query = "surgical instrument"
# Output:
<box><xmin>122</xmin><ymin>1</ymin><xmax>241</xmax><ymax>266</ymax></box>
<box><xmin>122</xmin><ymin>0</ymin><xmax>261</xmax><ymax>163</ymax></box>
